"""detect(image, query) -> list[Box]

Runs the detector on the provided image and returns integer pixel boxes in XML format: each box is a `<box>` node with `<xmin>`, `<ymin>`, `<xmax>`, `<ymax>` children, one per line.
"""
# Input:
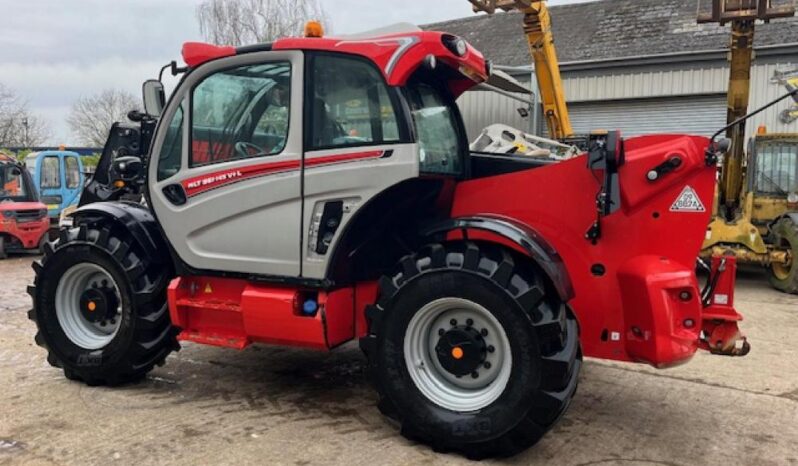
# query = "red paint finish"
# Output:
<box><xmin>168</xmin><ymin>276</ymin><xmax>356</xmax><ymax>350</ymax></box>
<box><xmin>183</xmin><ymin>33</ymin><xmax>486</xmax><ymax>97</ymax></box>
<box><xmin>182</xmin><ymin>42</ymin><xmax>236</xmax><ymax>68</ymax></box>
<box><xmin>182</xmin><ymin>159</ymin><xmax>300</xmax><ymax>197</ymax></box>
<box><xmin>182</xmin><ymin>150</ymin><xmax>385</xmax><ymax>198</ymax></box>
<box><xmin>274</xmin><ymin>32</ymin><xmax>486</xmax><ymax>97</ymax></box>
<box><xmin>700</xmin><ymin>255</ymin><xmax>748</xmax><ymax>355</ymax></box>
<box><xmin>0</xmin><ymin>202</ymin><xmax>49</xmax><ymax>250</ymax></box>
<box><xmin>451</xmin><ymin>134</ymin><xmax>719</xmax><ymax>367</ymax></box>
<box><xmin>305</xmin><ymin>150</ymin><xmax>384</xmax><ymax>168</ymax></box>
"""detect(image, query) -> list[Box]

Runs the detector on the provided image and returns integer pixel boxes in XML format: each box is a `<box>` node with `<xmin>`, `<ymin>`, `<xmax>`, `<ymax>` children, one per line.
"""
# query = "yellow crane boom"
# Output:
<box><xmin>468</xmin><ymin>0</ymin><xmax>573</xmax><ymax>139</ymax></box>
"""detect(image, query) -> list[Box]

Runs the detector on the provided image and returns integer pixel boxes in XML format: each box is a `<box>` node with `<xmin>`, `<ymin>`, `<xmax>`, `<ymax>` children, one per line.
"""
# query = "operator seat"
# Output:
<box><xmin>312</xmin><ymin>97</ymin><xmax>339</xmax><ymax>147</ymax></box>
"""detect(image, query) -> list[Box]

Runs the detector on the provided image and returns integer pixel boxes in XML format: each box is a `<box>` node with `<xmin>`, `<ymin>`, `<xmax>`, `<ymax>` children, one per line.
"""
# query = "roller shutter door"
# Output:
<box><xmin>566</xmin><ymin>95</ymin><xmax>728</xmax><ymax>137</ymax></box>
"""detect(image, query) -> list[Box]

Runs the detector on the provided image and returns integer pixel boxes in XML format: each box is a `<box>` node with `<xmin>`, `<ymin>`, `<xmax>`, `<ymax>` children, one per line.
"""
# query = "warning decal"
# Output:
<box><xmin>670</xmin><ymin>186</ymin><xmax>706</xmax><ymax>212</ymax></box>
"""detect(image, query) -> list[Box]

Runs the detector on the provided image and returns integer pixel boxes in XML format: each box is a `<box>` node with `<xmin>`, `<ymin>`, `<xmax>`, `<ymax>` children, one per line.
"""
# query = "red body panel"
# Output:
<box><xmin>450</xmin><ymin>134</ymin><xmax>716</xmax><ymax>366</ymax></box>
<box><xmin>274</xmin><ymin>32</ymin><xmax>486</xmax><ymax>96</ymax></box>
<box><xmin>0</xmin><ymin>202</ymin><xmax>49</xmax><ymax>250</ymax></box>
<box><xmin>168</xmin><ymin>276</ymin><xmax>355</xmax><ymax>350</ymax></box>
<box><xmin>182</xmin><ymin>32</ymin><xmax>487</xmax><ymax>99</ymax></box>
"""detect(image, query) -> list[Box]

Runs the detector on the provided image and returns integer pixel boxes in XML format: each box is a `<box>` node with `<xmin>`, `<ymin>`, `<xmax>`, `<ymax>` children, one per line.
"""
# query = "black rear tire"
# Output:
<box><xmin>360</xmin><ymin>242</ymin><xmax>580</xmax><ymax>458</ymax></box>
<box><xmin>768</xmin><ymin>217</ymin><xmax>798</xmax><ymax>294</ymax></box>
<box><xmin>28</xmin><ymin>223</ymin><xmax>179</xmax><ymax>385</ymax></box>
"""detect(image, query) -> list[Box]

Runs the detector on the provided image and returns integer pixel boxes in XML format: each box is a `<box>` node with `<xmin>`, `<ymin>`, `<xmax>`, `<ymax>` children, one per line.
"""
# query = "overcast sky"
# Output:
<box><xmin>0</xmin><ymin>0</ymin><xmax>591</xmax><ymax>145</ymax></box>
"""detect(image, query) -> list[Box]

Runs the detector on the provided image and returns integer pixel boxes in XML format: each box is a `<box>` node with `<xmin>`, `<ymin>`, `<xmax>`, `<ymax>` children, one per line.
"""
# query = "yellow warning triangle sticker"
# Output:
<box><xmin>204</xmin><ymin>283</ymin><xmax>213</xmax><ymax>293</ymax></box>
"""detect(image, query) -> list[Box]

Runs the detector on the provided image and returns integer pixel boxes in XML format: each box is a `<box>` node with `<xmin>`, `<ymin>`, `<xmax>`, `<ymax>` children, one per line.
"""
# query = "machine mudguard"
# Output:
<box><xmin>70</xmin><ymin>201</ymin><xmax>170</xmax><ymax>266</ymax></box>
<box><xmin>421</xmin><ymin>215</ymin><xmax>574</xmax><ymax>301</ymax></box>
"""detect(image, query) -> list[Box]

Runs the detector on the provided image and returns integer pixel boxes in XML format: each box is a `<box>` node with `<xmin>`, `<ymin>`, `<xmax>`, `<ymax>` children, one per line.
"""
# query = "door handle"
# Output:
<box><xmin>162</xmin><ymin>184</ymin><xmax>187</xmax><ymax>206</ymax></box>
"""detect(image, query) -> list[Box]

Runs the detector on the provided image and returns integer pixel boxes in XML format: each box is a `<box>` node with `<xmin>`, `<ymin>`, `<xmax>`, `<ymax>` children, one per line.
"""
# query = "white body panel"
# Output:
<box><xmin>302</xmin><ymin>143</ymin><xmax>419</xmax><ymax>279</ymax></box>
<box><xmin>148</xmin><ymin>51</ymin><xmax>305</xmax><ymax>276</ymax></box>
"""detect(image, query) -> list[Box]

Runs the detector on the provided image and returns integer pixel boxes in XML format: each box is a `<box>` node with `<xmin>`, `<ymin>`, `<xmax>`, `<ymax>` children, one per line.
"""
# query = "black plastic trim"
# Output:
<box><xmin>71</xmin><ymin>201</ymin><xmax>170</xmax><ymax>266</ymax></box>
<box><xmin>421</xmin><ymin>215</ymin><xmax>575</xmax><ymax>300</ymax></box>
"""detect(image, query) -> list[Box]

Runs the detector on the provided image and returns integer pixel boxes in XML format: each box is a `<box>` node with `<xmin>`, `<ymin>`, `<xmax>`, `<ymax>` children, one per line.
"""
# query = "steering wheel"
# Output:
<box><xmin>235</xmin><ymin>141</ymin><xmax>265</xmax><ymax>158</ymax></box>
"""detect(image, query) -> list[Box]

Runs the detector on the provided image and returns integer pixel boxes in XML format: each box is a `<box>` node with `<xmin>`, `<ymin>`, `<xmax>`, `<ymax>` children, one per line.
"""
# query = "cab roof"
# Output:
<box><xmin>181</xmin><ymin>31</ymin><xmax>488</xmax><ymax>98</ymax></box>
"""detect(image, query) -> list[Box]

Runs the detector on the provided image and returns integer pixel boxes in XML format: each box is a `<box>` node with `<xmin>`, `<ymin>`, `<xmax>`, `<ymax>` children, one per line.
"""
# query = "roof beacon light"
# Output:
<box><xmin>304</xmin><ymin>20</ymin><xmax>324</xmax><ymax>38</ymax></box>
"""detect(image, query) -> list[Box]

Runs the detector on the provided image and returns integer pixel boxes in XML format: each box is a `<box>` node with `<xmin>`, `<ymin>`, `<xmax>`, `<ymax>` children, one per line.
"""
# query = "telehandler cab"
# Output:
<box><xmin>30</xmin><ymin>27</ymin><xmax>748</xmax><ymax>457</ymax></box>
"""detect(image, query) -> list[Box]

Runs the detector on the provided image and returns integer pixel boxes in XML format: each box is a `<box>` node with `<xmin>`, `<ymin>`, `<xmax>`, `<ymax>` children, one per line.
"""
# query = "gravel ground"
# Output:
<box><xmin>1</xmin><ymin>253</ymin><xmax>796</xmax><ymax>466</ymax></box>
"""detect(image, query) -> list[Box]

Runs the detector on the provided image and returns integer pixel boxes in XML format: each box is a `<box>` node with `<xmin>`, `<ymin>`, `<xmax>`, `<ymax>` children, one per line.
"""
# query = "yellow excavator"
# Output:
<box><xmin>467</xmin><ymin>0</ymin><xmax>573</xmax><ymax>140</ymax></box>
<box><xmin>698</xmin><ymin>0</ymin><xmax>798</xmax><ymax>294</ymax></box>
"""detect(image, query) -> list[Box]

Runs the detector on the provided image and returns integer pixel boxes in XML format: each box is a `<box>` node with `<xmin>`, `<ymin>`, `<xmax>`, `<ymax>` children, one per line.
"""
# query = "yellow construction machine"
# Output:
<box><xmin>699</xmin><ymin>0</ymin><xmax>798</xmax><ymax>293</ymax></box>
<box><xmin>467</xmin><ymin>0</ymin><xmax>573</xmax><ymax>140</ymax></box>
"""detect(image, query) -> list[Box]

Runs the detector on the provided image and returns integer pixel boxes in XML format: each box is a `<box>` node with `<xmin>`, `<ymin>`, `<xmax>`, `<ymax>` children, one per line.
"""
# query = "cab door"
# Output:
<box><xmin>38</xmin><ymin>154</ymin><xmax>62</xmax><ymax>219</ymax></box>
<box><xmin>62</xmin><ymin>154</ymin><xmax>83</xmax><ymax>210</ymax></box>
<box><xmin>148</xmin><ymin>51</ymin><xmax>304</xmax><ymax>277</ymax></box>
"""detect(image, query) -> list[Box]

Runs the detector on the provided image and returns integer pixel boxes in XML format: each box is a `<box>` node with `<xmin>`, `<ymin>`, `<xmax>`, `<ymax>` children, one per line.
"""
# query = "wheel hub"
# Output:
<box><xmin>55</xmin><ymin>263</ymin><xmax>123</xmax><ymax>350</ymax></box>
<box><xmin>79</xmin><ymin>285</ymin><xmax>118</xmax><ymax>323</ymax></box>
<box><xmin>435</xmin><ymin>326</ymin><xmax>486</xmax><ymax>377</ymax></box>
<box><xmin>404</xmin><ymin>297</ymin><xmax>512</xmax><ymax>412</ymax></box>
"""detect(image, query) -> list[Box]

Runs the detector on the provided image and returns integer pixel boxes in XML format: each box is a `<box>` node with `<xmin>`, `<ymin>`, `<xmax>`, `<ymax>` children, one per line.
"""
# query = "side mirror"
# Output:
<box><xmin>9</xmin><ymin>166</ymin><xmax>21</xmax><ymax>177</ymax></box>
<box><xmin>142</xmin><ymin>80</ymin><xmax>165</xmax><ymax>117</ymax></box>
<box><xmin>111</xmin><ymin>156</ymin><xmax>143</xmax><ymax>182</ymax></box>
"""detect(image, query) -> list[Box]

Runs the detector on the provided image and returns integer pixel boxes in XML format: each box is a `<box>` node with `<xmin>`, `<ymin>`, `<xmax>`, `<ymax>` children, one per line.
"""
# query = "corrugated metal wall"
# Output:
<box><xmin>564</xmin><ymin>65</ymin><xmax>728</xmax><ymax>101</ymax></box>
<box><xmin>568</xmin><ymin>95</ymin><xmax>727</xmax><ymax>136</ymax></box>
<box><xmin>457</xmin><ymin>88</ymin><xmax>534</xmax><ymax>142</ymax></box>
<box><xmin>457</xmin><ymin>57</ymin><xmax>798</xmax><ymax>142</ymax></box>
<box><xmin>749</xmin><ymin>59</ymin><xmax>798</xmax><ymax>133</ymax></box>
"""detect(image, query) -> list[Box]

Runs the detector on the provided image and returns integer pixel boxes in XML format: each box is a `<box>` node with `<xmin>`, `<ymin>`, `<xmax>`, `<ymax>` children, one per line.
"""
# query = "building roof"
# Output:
<box><xmin>423</xmin><ymin>0</ymin><xmax>798</xmax><ymax>66</ymax></box>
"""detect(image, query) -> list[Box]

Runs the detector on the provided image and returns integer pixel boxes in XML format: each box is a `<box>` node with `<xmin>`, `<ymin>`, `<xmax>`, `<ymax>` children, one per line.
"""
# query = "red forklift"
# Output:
<box><xmin>0</xmin><ymin>153</ymin><xmax>49</xmax><ymax>258</ymax></box>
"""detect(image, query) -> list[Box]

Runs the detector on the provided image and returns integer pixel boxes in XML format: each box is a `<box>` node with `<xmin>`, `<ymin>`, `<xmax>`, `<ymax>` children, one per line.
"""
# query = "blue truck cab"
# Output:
<box><xmin>24</xmin><ymin>151</ymin><xmax>84</xmax><ymax>223</ymax></box>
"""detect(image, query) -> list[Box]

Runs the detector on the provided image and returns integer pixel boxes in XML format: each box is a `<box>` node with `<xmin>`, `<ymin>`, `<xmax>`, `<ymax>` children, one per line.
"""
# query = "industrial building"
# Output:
<box><xmin>427</xmin><ymin>0</ymin><xmax>798</xmax><ymax>142</ymax></box>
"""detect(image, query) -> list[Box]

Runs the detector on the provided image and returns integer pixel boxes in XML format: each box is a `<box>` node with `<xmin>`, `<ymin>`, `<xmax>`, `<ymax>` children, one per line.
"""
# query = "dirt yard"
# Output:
<box><xmin>1</xmin><ymin>253</ymin><xmax>797</xmax><ymax>466</ymax></box>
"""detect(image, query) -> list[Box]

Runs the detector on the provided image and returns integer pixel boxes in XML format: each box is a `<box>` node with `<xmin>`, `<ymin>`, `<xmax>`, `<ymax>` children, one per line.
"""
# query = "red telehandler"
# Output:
<box><xmin>28</xmin><ymin>23</ymin><xmax>762</xmax><ymax>457</ymax></box>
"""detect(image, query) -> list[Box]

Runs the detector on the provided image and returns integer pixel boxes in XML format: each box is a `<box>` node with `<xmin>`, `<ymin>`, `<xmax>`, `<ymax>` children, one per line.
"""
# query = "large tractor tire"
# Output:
<box><xmin>769</xmin><ymin>217</ymin><xmax>798</xmax><ymax>294</ymax></box>
<box><xmin>360</xmin><ymin>242</ymin><xmax>581</xmax><ymax>458</ymax></box>
<box><xmin>28</xmin><ymin>223</ymin><xmax>179</xmax><ymax>385</ymax></box>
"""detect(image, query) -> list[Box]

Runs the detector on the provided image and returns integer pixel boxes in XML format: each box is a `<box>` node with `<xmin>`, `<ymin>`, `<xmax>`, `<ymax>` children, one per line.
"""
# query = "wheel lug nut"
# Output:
<box><xmin>484</xmin><ymin>362</ymin><xmax>492</xmax><ymax>369</ymax></box>
<box><xmin>438</xmin><ymin>328</ymin><xmax>445</xmax><ymax>336</ymax></box>
<box><xmin>466</xmin><ymin>318</ymin><xmax>474</xmax><ymax>327</ymax></box>
<box><xmin>450</xmin><ymin>319</ymin><xmax>457</xmax><ymax>326</ymax></box>
<box><xmin>487</xmin><ymin>345</ymin><xmax>495</xmax><ymax>353</ymax></box>
<box><xmin>481</xmin><ymin>328</ymin><xmax>488</xmax><ymax>337</ymax></box>
<box><xmin>471</xmin><ymin>371</ymin><xmax>479</xmax><ymax>379</ymax></box>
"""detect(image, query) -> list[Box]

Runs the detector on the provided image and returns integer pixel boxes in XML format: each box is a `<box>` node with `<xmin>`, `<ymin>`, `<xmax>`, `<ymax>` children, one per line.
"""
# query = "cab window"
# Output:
<box><xmin>308</xmin><ymin>55</ymin><xmax>400</xmax><ymax>150</ymax></box>
<box><xmin>65</xmin><ymin>157</ymin><xmax>81</xmax><ymax>188</ymax></box>
<box><xmin>191</xmin><ymin>62</ymin><xmax>291</xmax><ymax>167</ymax></box>
<box><xmin>157</xmin><ymin>104</ymin><xmax>184</xmax><ymax>181</ymax></box>
<box><xmin>41</xmin><ymin>156</ymin><xmax>60</xmax><ymax>189</ymax></box>
<box><xmin>404</xmin><ymin>80</ymin><xmax>464</xmax><ymax>176</ymax></box>
<box><xmin>1</xmin><ymin>164</ymin><xmax>28</xmax><ymax>200</ymax></box>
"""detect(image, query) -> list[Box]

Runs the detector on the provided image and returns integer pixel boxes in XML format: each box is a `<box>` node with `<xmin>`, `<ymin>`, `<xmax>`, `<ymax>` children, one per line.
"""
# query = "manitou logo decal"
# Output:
<box><xmin>185</xmin><ymin>170</ymin><xmax>243</xmax><ymax>190</ymax></box>
<box><xmin>670</xmin><ymin>186</ymin><xmax>706</xmax><ymax>212</ymax></box>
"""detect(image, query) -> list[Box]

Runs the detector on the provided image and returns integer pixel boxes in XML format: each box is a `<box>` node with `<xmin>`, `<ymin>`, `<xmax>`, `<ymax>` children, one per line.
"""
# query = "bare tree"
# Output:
<box><xmin>0</xmin><ymin>83</ymin><xmax>51</xmax><ymax>148</ymax></box>
<box><xmin>66</xmin><ymin>89</ymin><xmax>140</xmax><ymax>147</ymax></box>
<box><xmin>196</xmin><ymin>0</ymin><xmax>329</xmax><ymax>46</ymax></box>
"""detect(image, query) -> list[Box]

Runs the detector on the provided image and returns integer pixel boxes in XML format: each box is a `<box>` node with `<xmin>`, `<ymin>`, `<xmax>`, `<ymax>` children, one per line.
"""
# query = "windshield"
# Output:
<box><xmin>0</xmin><ymin>163</ymin><xmax>31</xmax><ymax>202</ymax></box>
<box><xmin>754</xmin><ymin>139</ymin><xmax>798</xmax><ymax>195</ymax></box>
<box><xmin>404</xmin><ymin>81</ymin><xmax>464</xmax><ymax>176</ymax></box>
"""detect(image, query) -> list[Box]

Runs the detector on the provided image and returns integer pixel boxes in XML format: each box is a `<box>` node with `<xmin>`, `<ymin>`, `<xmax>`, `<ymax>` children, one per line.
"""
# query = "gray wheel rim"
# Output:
<box><xmin>55</xmin><ymin>263</ymin><xmax>122</xmax><ymax>350</ymax></box>
<box><xmin>403</xmin><ymin>297</ymin><xmax>513</xmax><ymax>412</ymax></box>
